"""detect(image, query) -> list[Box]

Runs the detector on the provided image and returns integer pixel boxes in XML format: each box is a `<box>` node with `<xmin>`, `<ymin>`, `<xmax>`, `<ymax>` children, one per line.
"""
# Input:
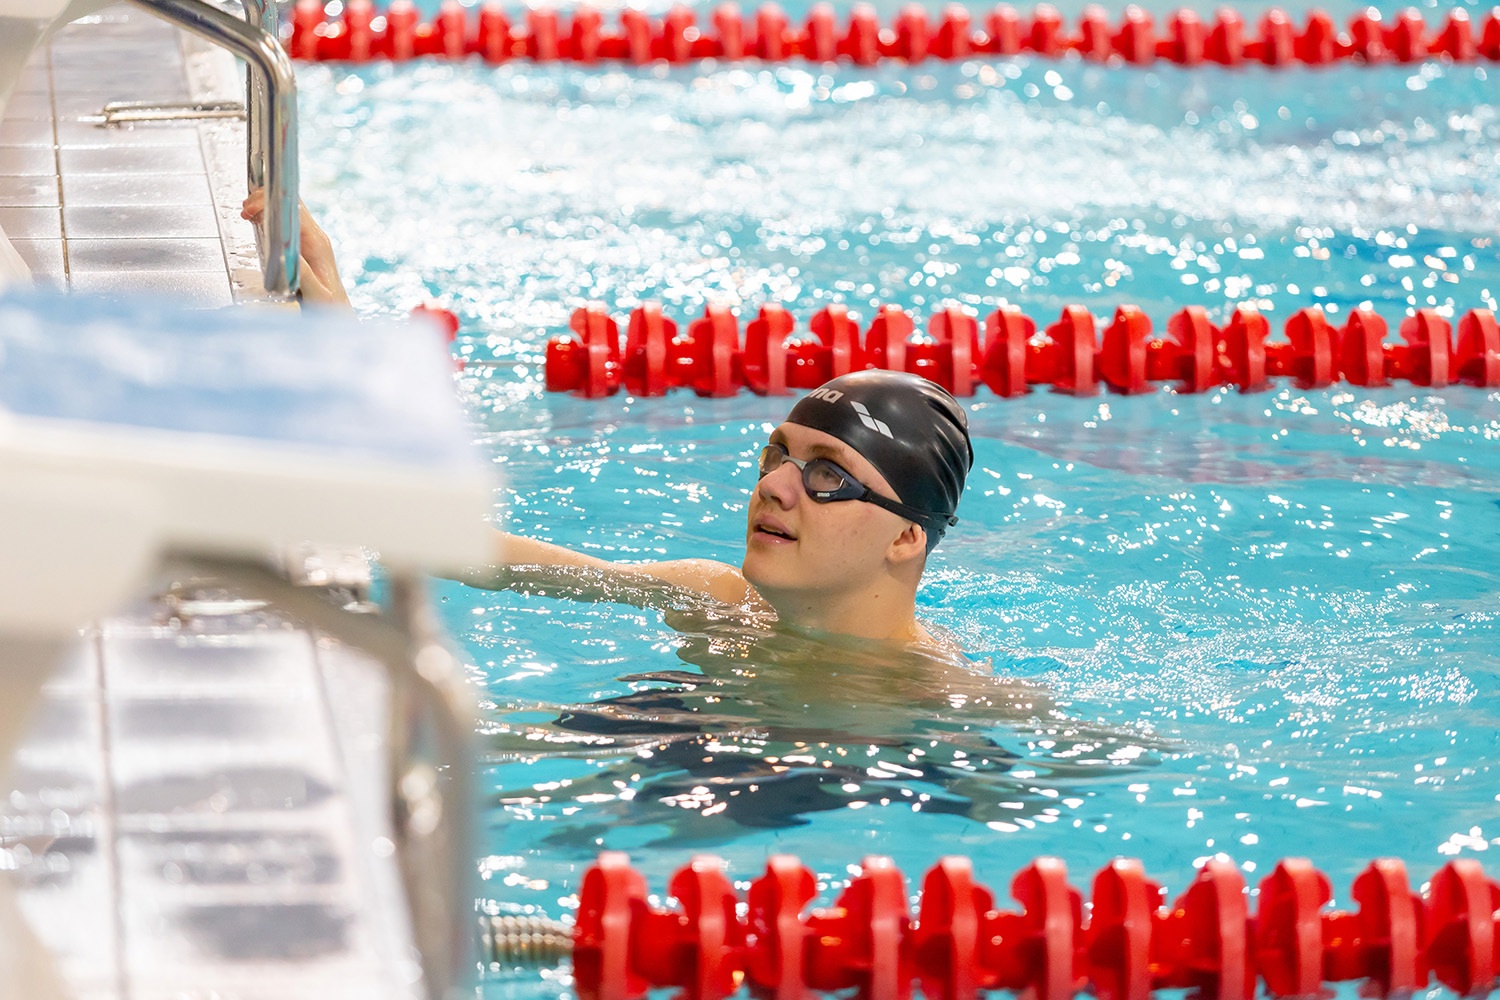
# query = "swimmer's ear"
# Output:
<box><xmin>886</xmin><ymin>521</ymin><xmax>927</xmax><ymax>567</ymax></box>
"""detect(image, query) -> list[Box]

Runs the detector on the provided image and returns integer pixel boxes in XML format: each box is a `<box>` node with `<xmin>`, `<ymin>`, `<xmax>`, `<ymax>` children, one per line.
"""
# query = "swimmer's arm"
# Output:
<box><xmin>454</xmin><ymin>530</ymin><xmax>756</xmax><ymax>607</ymax></box>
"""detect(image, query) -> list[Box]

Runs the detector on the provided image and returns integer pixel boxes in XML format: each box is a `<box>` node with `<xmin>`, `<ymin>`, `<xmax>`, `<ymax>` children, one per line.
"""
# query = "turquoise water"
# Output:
<box><xmin>293</xmin><ymin>12</ymin><xmax>1500</xmax><ymax>995</ymax></box>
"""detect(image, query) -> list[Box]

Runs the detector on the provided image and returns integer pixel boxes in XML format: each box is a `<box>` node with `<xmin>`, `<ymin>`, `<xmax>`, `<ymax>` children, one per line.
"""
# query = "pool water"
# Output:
<box><xmin>292</xmin><ymin>7</ymin><xmax>1500</xmax><ymax>994</ymax></box>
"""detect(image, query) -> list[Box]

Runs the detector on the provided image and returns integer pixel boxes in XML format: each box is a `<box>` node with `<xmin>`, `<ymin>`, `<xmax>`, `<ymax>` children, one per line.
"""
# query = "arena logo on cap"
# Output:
<box><xmin>805</xmin><ymin>387</ymin><xmax>894</xmax><ymax>439</ymax></box>
<box><xmin>852</xmin><ymin>401</ymin><xmax>892</xmax><ymax>439</ymax></box>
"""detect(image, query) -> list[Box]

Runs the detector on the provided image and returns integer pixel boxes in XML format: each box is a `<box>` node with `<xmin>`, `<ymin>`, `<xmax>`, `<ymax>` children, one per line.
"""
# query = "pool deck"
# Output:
<box><xmin>0</xmin><ymin>4</ymin><xmax>267</xmax><ymax>306</ymax></box>
<box><xmin>0</xmin><ymin>7</ymin><xmax>431</xmax><ymax>999</ymax></box>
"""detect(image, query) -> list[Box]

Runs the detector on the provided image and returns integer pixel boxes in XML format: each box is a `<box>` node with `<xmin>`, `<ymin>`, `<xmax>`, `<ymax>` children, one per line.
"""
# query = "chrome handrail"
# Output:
<box><xmin>129</xmin><ymin>0</ymin><xmax>299</xmax><ymax>299</ymax></box>
<box><xmin>242</xmin><ymin>0</ymin><xmax>273</xmax><ymax>190</ymax></box>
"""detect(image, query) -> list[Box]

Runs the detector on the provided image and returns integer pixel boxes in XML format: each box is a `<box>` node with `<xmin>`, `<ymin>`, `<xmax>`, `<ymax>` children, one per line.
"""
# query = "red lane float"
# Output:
<box><xmin>410</xmin><ymin>302</ymin><xmax>464</xmax><ymax>369</ymax></box>
<box><xmin>574</xmin><ymin>853</ymin><xmax>1500</xmax><ymax>1000</ymax></box>
<box><xmin>543</xmin><ymin>302</ymin><xmax>1500</xmax><ymax>398</ymax></box>
<box><xmin>290</xmin><ymin>1</ymin><xmax>1500</xmax><ymax>67</ymax></box>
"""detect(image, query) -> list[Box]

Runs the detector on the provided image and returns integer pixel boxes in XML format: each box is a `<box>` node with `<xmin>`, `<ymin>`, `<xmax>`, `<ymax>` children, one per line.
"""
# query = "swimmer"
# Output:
<box><xmin>470</xmin><ymin>370</ymin><xmax>974</xmax><ymax>650</ymax></box>
<box><xmin>239</xmin><ymin>188</ymin><xmax>350</xmax><ymax>307</ymax></box>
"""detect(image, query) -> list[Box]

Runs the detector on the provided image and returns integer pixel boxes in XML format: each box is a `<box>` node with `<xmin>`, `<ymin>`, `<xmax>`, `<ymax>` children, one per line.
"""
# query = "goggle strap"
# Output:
<box><xmin>760</xmin><ymin>444</ymin><xmax>957</xmax><ymax>532</ymax></box>
<box><xmin>860</xmin><ymin>491</ymin><xmax>959</xmax><ymax>532</ymax></box>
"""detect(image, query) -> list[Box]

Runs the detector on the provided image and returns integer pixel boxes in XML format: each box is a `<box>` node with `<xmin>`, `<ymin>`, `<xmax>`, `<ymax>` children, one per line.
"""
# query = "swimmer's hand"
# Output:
<box><xmin>240</xmin><ymin>188</ymin><xmax>351</xmax><ymax>308</ymax></box>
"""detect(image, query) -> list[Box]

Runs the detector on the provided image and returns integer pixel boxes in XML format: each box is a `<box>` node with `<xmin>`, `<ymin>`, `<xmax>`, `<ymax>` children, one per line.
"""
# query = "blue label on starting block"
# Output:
<box><xmin>0</xmin><ymin>289</ymin><xmax>484</xmax><ymax>471</ymax></box>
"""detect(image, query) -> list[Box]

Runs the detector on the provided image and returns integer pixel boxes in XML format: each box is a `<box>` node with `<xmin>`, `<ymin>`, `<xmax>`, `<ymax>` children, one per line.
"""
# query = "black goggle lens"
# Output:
<box><xmin>756</xmin><ymin>443</ymin><xmax>959</xmax><ymax>537</ymax></box>
<box><xmin>756</xmin><ymin>444</ymin><xmax>864</xmax><ymax>502</ymax></box>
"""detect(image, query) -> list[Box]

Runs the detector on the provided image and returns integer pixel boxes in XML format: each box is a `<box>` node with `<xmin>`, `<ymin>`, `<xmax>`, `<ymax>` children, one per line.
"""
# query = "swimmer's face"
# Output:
<box><xmin>742</xmin><ymin>422</ymin><xmax>926</xmax><ymax>604</ymax></box>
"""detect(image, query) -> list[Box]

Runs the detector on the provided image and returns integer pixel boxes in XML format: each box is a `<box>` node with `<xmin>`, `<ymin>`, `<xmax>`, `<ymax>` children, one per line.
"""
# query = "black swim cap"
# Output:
<box><xmin>784</xmin><ymin>371</ymin><xmax>973</xmax><ymax>551</ymax></box>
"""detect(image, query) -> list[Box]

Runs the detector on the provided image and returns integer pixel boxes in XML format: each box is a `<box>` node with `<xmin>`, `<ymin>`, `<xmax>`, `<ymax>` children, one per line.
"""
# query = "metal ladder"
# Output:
<box><xmin>131</xmin><ymin>0</ymin><xmax>300</xmax><ymax>299</ymax></box>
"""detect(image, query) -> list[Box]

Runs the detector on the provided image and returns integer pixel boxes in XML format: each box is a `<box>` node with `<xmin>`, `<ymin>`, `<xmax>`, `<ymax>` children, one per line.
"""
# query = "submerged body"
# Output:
<box><xmin>481</xmin><ymin>583</ymin><xmax>1167</xmax><ymax>840</ymax></box>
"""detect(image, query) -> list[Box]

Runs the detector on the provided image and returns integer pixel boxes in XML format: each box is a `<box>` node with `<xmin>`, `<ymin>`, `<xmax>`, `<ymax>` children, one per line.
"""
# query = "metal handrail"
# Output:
<box><xmin>129</xmin><ymin>0</ymin><xmax>300</xmax><ymax>299</ymax></box>
<box><xmin>242</xmin><ymin>0</ymin><xmax>273</xmax><ymax>190</ymax></box>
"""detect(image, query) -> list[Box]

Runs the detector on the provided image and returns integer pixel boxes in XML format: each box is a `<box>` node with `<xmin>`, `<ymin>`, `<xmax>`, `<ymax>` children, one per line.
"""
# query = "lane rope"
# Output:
<box><xmin>542</xmin><ymin>300</ymin><xmax>1500</xmax><ymax>397</ymax></box>
<box><xmin>290</xmin><ymin>0</ymin><xmax>1500</xmax><ymax>67</ymax></box>
<box><xmin>569</xmin><ymin>852</ymin><xmax>1497</xmax><ymax>1000</ymax></box>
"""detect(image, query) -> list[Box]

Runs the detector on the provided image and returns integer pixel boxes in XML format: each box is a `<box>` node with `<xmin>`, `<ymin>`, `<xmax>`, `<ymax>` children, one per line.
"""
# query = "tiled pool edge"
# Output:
<box><xmin>0</xmin><ymin>3</ymin><xmax>276</xmax><ymax>307</ymax></box>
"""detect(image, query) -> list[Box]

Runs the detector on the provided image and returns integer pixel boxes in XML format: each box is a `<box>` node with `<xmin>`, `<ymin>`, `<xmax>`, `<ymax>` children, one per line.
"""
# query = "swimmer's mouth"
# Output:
<box><xmin>753</xmin><ymin>519</ymin><xmax>797</xmax><ymax>541</ymax></box>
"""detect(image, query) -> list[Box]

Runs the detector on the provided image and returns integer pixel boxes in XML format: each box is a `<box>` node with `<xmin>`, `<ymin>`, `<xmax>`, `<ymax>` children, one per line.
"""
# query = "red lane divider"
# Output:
<box><xmin>543</xmin><ymin>301</ymin><xmax>1500</xmax><ymax>398</ymax></box>
<box><xmin>575</xmin><ymin>853</ymin><xmax>1499</xmax><ymax>1000</ymax></box>
<box><xmin>291</xmin><ymin>0</ymin><xmax>1500</xmax><ymax>67</ymax></box>
<box><xmin>410</xmin><ymin>302</ymin><xmax>465</xmax><ymax>369</ymax></box>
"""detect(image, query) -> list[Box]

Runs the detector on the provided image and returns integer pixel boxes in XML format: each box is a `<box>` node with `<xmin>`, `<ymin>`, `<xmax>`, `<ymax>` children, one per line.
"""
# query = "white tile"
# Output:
<box><xmin>67</xmin><ymin>237</ymin><xmax>224</xmax><ymax>273</ymax></box>
<box><xmin>0</xmin><ymin>176</ymin><xmax>60</xmax><ymax>206</ymax></box>
<box><xmin>116</xmin><ymin>826</ymin><xmax>347</xmax><ymax>893</ymax></box>
<box><xmin>105</xmin><ymin>636</ymin><xmax>341</xmax><ymax>816</ymax></box>
<box><xmin>107</xmin><ymin>749</ymin><xmax>343</xmax><ymax>816</ymax></box>
<box><xmin>130</xmin><ymin>962</ymin><xmax>407</xmax><ymax>1000</ymax></box>
<box><xmin>4</xmin><ymin>768</ymin><xmax>99</xmax><ymax>824</ymax></box>
<box><xmin>14</xmin><ymin>269</ymin><xmax>64</xmax><ymax>290</ymax></box>
<box><xmin>0</xmin><ymin>145</ymin><xmax>57</xmax><ymax>175</ymax></box>
<box><xmin>50</xmin><ymin>45</ymin><xmax>182</xmax><ymax>70</ymax></box>
<box><xmin>62</xmin><ymin>172</ymin><xmax>211</xmax><ymax>208</ymax></box>
<box><xmin>11</xmin><ymin>693</ymin><xmax>93</xmax><ymax>752</ymax></box>
<box><xmin>12</xmin><ymin>847</ymin><xmax>119</xmax><ymax>990</ymax></box>
<box><xmin>0</xmin><ymin>206</ymin><xmax>62</xmax><ymax>238</ymax></box>
<box><xmin>54</xmin><ymin>120</ymin><xmax>200</xmax><ymax>148</ymax></box>
<box><xmin>0</xmin><ymin>118</ymin><xmax>55</xmax><ymax>147</ymax></box>
<box><xmin>6</xmin><ymin>640</ymin><xmax>117</xmax><ymax>992</ymax></box>
<box><xmin>51</xmin><ymin>92</ymin><xmax>115</xmax><ymax>120</ymax></box>
<box><xmin>119</xmin><ymin>893</ymin><xmax>360</xmax><ymax>967</ymax></box>
<box><xmin>12</xmin><ymin>68</ymin><xmax>52</xmax><ymax>96</ymax></box>
<box><xmin>40</xmin><ymin>642</ymin><xmax>99</xmax><ymax>694</ymax></box>
<box><xmin>102</xmin><ymin>627</ymin><xmax>317</xmax><ymax>695</ymax></box>
<box><xmin>60</xmin><ymin>145</ymin><xmax>204</xmax><ymax>175</ymax></box>
<box><xmin>64</xmin><ymin>203</ymin><xmax>218</xmax><ymax>239</ymax></box>
<box><xmin>1</xmin><ymin>94</ymin><xmax>54</xmax><ymax>121</ymax></box>
<box><xmin>112</xmin><ymin>696</ymin><xmax>319</xmax><ymax>745</ymax></box>
<box><xmin>313</xmin><ymin>640</ymin><xmax>419</xmax><ymax>988</ymax></box>
<box><xmin>52</xmin><ymin>69</ymin><xmax>191</xmax><ymax>98</ymax></box>
<box><xmin>9</xmin><ymin>238</ymin><xmax>64</xmax><ymax>278</ymax></box>
<box><xmin>67</xmin><ymin>271</ymin><xmax>232</xmax><ymax>306</ymax></box>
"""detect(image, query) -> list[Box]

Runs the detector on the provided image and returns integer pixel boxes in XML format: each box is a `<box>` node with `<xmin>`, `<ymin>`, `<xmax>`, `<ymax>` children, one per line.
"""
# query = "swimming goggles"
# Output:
<box><xmin>756</xmin><ymin>443</ymin><xmax>959</xmax><ymax>531</ymax></box>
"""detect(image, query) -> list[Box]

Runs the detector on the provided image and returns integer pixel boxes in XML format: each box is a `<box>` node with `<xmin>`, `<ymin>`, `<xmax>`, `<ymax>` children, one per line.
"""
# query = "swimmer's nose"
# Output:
<box><xmin>756</xmin><ymin>460</ymin><xmax>802</xmax><ymax>509</ymax></box>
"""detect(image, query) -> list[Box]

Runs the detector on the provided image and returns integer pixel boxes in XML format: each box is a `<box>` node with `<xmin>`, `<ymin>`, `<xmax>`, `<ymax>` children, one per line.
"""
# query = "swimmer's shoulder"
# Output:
<box><xmin>635</xmin><ymin>557</ymin><xmax>762</xmax><ymax>609</ymax></box>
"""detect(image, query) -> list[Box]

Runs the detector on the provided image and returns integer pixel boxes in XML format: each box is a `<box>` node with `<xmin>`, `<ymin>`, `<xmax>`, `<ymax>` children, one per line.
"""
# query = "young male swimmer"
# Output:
<box><xmin>474</xmin><ymin>369</ymin><xmax>974</xmax><ymax>648</ymax></box>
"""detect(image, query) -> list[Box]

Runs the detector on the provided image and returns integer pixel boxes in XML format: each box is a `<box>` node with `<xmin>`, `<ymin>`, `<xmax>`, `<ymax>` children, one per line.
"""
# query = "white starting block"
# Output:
<box><xmin>0</xmin><ymin>289</ymin><xmax>495</xmax><ymax>1000</ymax></box>
<box><xmin>0</xmin><ymin>289</ymin><xmax>493</xmax><ymax>631</ymax></box>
